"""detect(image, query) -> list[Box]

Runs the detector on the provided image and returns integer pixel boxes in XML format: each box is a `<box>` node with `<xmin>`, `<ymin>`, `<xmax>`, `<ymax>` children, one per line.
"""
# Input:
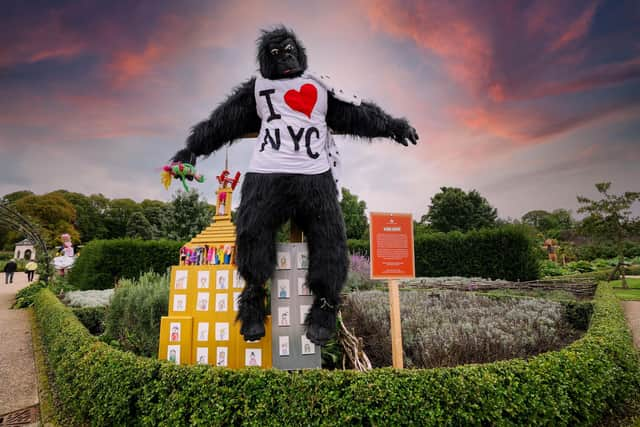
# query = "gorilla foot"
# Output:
<box><xmin>305</xmin><ymin>301</ymin><xmax>337</xmax><ymax>346</ymax></box>
<box><xmin>237</xmin><ymin>286</ymin><xmax>267</xmax><ymax>342</ymax></box>
<box><xmin>240</xmin><ymin>319</ymin><xmax>265</xmax><ymax>342</ymax></box>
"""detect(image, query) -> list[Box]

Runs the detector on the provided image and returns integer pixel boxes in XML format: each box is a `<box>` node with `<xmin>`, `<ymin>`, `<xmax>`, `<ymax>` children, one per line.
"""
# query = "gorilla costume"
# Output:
<box><xmin>171</xmin><ymin>27</ymin><xmax>418</xmax><ymax>345</ymax></box>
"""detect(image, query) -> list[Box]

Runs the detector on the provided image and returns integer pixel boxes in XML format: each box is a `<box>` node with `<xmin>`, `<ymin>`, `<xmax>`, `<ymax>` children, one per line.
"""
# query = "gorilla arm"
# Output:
<box><xmin>326</xmin><ymin>95</ymin><xmax>418</xmax><ymax>146</ymax></box>
<box><xmin>171</xmin><ymin>78</ymin><xmax>261</xmax><ymax>164</ymax></box>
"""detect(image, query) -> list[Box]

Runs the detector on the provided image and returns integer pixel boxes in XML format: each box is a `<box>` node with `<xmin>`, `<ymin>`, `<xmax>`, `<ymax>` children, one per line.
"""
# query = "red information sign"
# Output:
<box><xmin>369</xmin><ymin>212</ymin><xmax>415</xmax><ymax>279</ymax></box>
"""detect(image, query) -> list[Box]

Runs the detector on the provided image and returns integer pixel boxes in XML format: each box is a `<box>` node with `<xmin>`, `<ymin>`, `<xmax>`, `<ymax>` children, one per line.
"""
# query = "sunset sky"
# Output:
<box><xmin>1</xmin><ymin>0</ymin><xmax>639</xmax><ymax>220</ymax></box>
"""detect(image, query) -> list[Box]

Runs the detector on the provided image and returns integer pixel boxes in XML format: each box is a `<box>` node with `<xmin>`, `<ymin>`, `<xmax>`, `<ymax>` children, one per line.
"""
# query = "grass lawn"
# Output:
<box><xmin>610</xmin><ymin>278</ymin><xmax>640</xmax><ymax>301</ymax></box>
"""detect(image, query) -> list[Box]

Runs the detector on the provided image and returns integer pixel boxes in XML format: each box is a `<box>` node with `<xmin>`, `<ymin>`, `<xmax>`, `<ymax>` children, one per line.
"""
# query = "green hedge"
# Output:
<box><xmin>72</xmin><ymin>307</ymin><xmax>106</xmax><ymax>335</ymax></box>
<box><xmin>33</xmin><ymin>282</ymin><xmax>639</xmax><ymax>426</ymax></box>
<box><xmin>349</xmin><ymin>226</ymin><xmax>540</xmax><ymax>281</ymax></box>
<box><xmin>68</xmin><ymin>239</ymin><xmax>183</xmax><ymax>290</ymax></box>
<box><xmin>574</xmin><ymin>241</ymin><xmax>640</xmax><ymax>261</ymax></box>
<box><xmin>415</xmin><ymin>226</ymin><xmax>540</xmax><ymax>281</ymax></box>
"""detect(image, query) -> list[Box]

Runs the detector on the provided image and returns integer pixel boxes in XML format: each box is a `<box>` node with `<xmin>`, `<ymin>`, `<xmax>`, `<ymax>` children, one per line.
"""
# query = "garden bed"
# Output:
<box><xmin>32</xmin><ymin>282</ymin><xmax>639</xmax><ymax>426</ymax></box>
<box><xmin>341</xmin><ymin>289</ymin><xmax>589</xmax><ymax>368</ymax></box>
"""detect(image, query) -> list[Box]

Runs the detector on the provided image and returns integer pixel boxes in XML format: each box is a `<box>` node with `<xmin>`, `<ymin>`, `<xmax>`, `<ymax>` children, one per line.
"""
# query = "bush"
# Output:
<box><xmin>33</xmin><ymin>283</ymin><xmax>640</xmax><ymax>426</ymax></box>
<box><xmin>343</xmin><ymin>254</ymin><xmax>377</xmax><ymax>292</ymax></box>
<box><xmin>574</xmin><ymin>241</ymin><xmax>640</xmax><ymax>261</ymax></box>
<box><xmin>103</xmin><ymin>271</ymin><xmax>169</xmax><ymax>357</ymax></box>
<box><xmin>13</xmin><ymin>281</ymin><xmax>48</xmax><ymax>308</ymax></box>
<box><xmin>415</xmin><ymin>225</ymin><xmax>540</xmax><ymax>281</ymax></box>
<box><xmin>347</xmin><ymin>239</ymin><xmax>369</xmax><ymax>256</ymax></box>
<box><xmin>68</xmin><ymin>239</ymin><xmax>183</xmax><ymax>290</ymax></box>
<box><xmin>342</xmin><ymin>290</ymin><xmax>582</xmax><ymax>368</ymax></box>
<box><xmin>63</xmin><ymin>289</ymin><xmax>114</xmax><ymax>308</ymax></box>
<box><xmin>72</xmin><ymin>307</ymin><xmax>107</xmax><ymax>335</ymax></box>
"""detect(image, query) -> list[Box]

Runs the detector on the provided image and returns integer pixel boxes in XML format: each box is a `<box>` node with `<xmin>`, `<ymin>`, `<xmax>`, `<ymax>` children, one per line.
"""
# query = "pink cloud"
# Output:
<box><xmin>548</xmin><ymin>1</ymin><xmax>598</xmax><ymax>52</ymax></box>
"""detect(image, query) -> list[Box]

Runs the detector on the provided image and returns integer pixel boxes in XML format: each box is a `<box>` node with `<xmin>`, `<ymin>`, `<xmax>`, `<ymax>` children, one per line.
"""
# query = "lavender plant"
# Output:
<box><xmin>342</xmin><ymin>290</ymin><xmax>582</xmax><ymax>368</ymax></box>
<box><xmin>343</xmin><ymin>254</ymin><xmax>377</xmax><ymax>292</ymax></box>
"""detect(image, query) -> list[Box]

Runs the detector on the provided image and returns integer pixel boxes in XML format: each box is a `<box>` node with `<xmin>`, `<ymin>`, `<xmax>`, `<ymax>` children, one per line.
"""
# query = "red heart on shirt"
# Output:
<box><xmin>284</xmin><ymin>84</ymin><xmax>317</xmax><ymax>118</ymax></box>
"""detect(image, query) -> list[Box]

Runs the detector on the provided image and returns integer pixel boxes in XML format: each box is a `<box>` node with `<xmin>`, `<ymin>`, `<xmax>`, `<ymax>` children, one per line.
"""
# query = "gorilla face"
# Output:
<box><xmin>258</xmin><ymin>27</ymin><xmax>308</xmax><ymax>79</ymax></box>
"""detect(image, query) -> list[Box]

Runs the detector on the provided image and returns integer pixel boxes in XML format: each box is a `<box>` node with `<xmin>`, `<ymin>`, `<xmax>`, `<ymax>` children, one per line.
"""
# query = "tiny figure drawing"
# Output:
<box><xmin>196</xmin><ymin>293</ymin><xmax>209</xmax><ymax>311</ymax></box>
<box><xmin>217</xmin><ymin>347</ymin><xmax>228</xmax><ymax>366</ymax></box>
<box><xmin>245</xmin><ymin>349</ymin><xmax>261</xmax><ymax>367</ymax></box>
<box><xmin>300</xmin><ymin>305</ymin><xmax>311</xmax><ymax>325</ymax></box>
<box><xmin>167</xmin><ymin>345</ymin><xmax>180</xmax><ymax>364</ymax></box>
<box><xmin>297</xmin><ymin>278</ymin><xmax>311</xmax><ymax>296</ymax></box>
<box><xmin>174</xmin><ymin>270</ymin><xmax>187</xmax><ymax>289</ymax></box>
<box><xmin>198</xmin><ymin>271</ymin><xmax>210</xmax><ymax>288</ymax></box>
<box><xmin>216</xmin><ymin>294</ymin><xmax>228</xmax><ymax>312</ymax></box>
<box><xmin>276</xmin><ymin>252</ymin><xmax>291</xmax><ymax>270</ymax></box>
<box><xmin>278</xmin><ymin>307</ymin><xmax>290</xmax><ymax>327</ymax></box>
<box><xmin>297</xmin><ymin>252</ymin><xmax>309</xmax><ymax>269</ymax></box>
<box><xmin>216</xmin><ymin>270</ymin><xmax>229</xmax><ymax>289</ymax></box>
<box><xmin>233</xmin><ymin>270</ymin><xmax>245</xmax><ymax>288</ymax></box>
<box><xmin>301</xmin><ymin>336</ymin><xmax>315</xmax><ymax>355</ymax></box>
<box><xmin>196</xmin><ymin>348</ymin><xmax>208</xmax><ymax>365</ymax></box>
<box><xmin>277</xmin><ymin>279</ymin><xmax>290</xmax><ymax>299</ymax></box>
<box><xmin>173</xmin><ymin>295</ymin><xmax>186</xmax><ymax>312</ymax></box>
<box><xmin>279</xmin><ymin>336</ymin><xmax>290</xmax><ymax>357</ymax></box>
<box><xmin>216</xmin><ymin>323</ymin><xmax>229</xmax><ymax>341</ymax></box>
<box><xmin>197</xmin><ymin>322</ymin><xmax>209</xmax><ymax>341</ymax></box>
<box><xmin>169</xmin><ymin>323</ymin><xmax>180</xmax><ymax>342</ymax></box>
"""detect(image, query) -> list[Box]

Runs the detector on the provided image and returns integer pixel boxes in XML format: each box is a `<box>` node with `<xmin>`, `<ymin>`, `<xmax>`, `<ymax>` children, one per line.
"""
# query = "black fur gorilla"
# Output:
<box><xmin>172</xmin><ymin>27</ymin><xmax>418</xmax><ymax>345</ymax></box>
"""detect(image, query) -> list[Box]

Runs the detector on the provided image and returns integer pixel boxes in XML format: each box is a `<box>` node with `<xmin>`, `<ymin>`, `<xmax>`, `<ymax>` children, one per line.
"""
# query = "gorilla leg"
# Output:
<box><xmin>295</xmin><ymin>172</ymin><xmax>349</xmax><ymax>345</ymax></box>
<box><xmin>236</xmin><ymin>173</ymin><xmax>291</xmax><ymax>341</ymax></box>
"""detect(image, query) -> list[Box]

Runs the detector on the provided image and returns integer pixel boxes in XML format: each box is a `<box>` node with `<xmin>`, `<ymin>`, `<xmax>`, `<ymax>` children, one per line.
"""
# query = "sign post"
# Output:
<box><xmin>369</xmin><ymin>212</ymin><xmax>415</xmax><ymax>369</ymax></box>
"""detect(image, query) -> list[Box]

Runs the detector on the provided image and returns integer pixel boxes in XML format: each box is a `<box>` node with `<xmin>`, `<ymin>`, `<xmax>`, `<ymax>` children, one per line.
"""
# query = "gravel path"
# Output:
<box><xmin>0</xmin><ymin>273</ymin><xmax>39</xmax><ymax>414</ymax></box>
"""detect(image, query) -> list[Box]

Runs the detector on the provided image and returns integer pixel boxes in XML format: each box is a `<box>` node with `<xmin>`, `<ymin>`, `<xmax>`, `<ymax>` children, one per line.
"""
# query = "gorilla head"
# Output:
<box><xmin>257</xmin><ymin>26</ymin><xmax>308</xmax><ymax>79</ymax></box>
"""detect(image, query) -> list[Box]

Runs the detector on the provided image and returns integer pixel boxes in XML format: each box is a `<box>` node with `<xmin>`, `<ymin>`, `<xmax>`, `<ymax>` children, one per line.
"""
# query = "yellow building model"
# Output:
<box><xmin>158</xmin><ymin>170</ymin><xmax>272</xmax><ymax>368</ymax></box>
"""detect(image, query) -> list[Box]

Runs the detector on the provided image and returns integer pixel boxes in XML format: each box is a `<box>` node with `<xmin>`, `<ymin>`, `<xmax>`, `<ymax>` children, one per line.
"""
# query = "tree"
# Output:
<box><xmin>50</xmin><ymin>190</ymin><xmax>109</xmax><ymax>243</ymax></box>
<box><xmin>13</xmin><ymin>193</ymin><xmax>80</xmax><ymax>246</ymax></box>
<box><xmin>577</xmin><ymin>182</ymin><xmax>640</xmax><ymax>288</ymax></box>
<box><xmin>103</xmin><ymin>198</ymin><xmax>142</xmax><ymax>239</ymax></box>
<box><xmin>126</xmin><ymin>211</ymin><xmax>153</xmax><ymax>239</ymax></box>
<box><xmin>165</xmin><ymin>190</ymin><xmax>212</xmax><ymax>241</ymax></box>
<box><xmin>140</xmin><ymin>199</ymin><xmax>169</xmax><ymax>239</ymax></box>
<box><xmin>521</xmin><ymin>209</ymin><xmax>574</xmax><ymax>234</ymax></box>
<box><xmin>340</xmin><ymin>188</ymin><xmax>368</xmax><ymax>240</ymax></box>
<box><xmin>422</xmin><ymin>187</ymin><xmax>497</xmax><ymax>233</ymax></box>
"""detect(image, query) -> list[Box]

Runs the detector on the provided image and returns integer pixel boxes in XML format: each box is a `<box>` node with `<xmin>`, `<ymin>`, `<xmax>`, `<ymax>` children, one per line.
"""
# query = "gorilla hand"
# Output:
<box><xmin>392</xmin><ymin>119</ymin><xmax>419</xmax><ymax>146</ymax></box>
<box><xmin>171</xmin><ymin>148</ymin><xmax>197</xmax><ymax>166</ymax></box>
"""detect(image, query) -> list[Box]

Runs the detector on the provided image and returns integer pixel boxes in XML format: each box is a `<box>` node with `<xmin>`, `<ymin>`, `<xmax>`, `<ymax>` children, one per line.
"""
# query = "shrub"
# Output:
<box><xmin>341</xmin><ymin>290</ymin><xmax>582</xmax><ymax>368</ymax></box>
<box><xmin>347</xmin><ymin>239</ymin><xmax>369</xmax><ymax>256</ymax></box>
<box><xmin>32</xmin><ymin>283</ymin><xmax>640</xmax><ymax>426</ymax></box>
<box><xmin>343</xmin><ymin>254</ymin><xmax>377</xmax><ymax>292</ymax></box>
<box><xmin>63</xmin><ymin>289</ymin><xmax>114</xmax><ymax>307</ymax></box>
<box><xmin>72</xmin><ymin>307</ymin><xmax>107</xmax><ymax>335</ymax></box>
<box><xmin>12</xmin><ymin>281</ymin><xmax>48</xmax><ymax>308</ymax></box>
<box><xmin>415</xmin><ymin>225</ymin><xmax>540</xmax><ymax>281</ymax></box>
<box><xmin>103</xmin><ymin>271</ymin><xmax>169</xmax><ymax>357</ymax></box>
<box><xmin>68</xmin><ymin>239</ymin><xmax>183</xmax><ymax>290</ymax></box>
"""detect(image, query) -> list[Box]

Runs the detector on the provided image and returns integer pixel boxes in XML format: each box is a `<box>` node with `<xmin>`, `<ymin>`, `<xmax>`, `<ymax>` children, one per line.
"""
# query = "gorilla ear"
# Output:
<box><xmin>257</xmin><ymin>26</ymin><xmax>307</xmax><ymax>78</ymax></box>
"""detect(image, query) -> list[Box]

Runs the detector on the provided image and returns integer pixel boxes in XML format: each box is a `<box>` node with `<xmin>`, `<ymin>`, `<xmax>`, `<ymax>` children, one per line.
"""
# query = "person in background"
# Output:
<box><xmin>4</xmin><ymin>259</ymin><xmax>17</xmax><ymax>284</ymax></box>
<box><xmin>25</xmin><ymin>260</ymin><xmax>37</xmax><ymax>282</ymax></box>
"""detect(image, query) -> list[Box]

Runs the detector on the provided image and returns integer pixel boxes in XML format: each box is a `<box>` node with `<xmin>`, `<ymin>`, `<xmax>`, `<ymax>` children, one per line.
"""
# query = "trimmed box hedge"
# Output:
<box><xmin>33</xmin><ymin>282</ymin><xmax>639</xmax><ymax>426</ymax></box>
<box><xmin>349</xmin><ymin>226</ymin><xmax>540</xmax><ymax>281</ymax></box>
<box><xmin>68</xmin><ymin>239</ymin><xmax>183</xmax><ymax>290</ymax></box>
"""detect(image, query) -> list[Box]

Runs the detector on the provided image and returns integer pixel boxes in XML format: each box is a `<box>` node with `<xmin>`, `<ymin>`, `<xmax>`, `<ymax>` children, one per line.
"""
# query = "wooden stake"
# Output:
<box><xmin>388</xmin><ymin>279</ymin><xmax>403</xmax><ymax>368</ymax></box>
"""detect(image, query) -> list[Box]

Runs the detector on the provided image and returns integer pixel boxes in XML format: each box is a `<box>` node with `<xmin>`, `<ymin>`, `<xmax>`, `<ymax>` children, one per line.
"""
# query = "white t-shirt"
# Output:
<box><xmin>248</xmin><ymin>75</ymin><xmax>330</xmax><ymax>175</ymax></box>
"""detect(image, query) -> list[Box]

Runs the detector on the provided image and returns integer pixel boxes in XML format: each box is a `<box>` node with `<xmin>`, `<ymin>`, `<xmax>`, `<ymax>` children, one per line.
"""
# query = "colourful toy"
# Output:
<box><xmin>161</xmin><ymin>162</ymin><xmax>205</xmax><ymax>192</ymax></box>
